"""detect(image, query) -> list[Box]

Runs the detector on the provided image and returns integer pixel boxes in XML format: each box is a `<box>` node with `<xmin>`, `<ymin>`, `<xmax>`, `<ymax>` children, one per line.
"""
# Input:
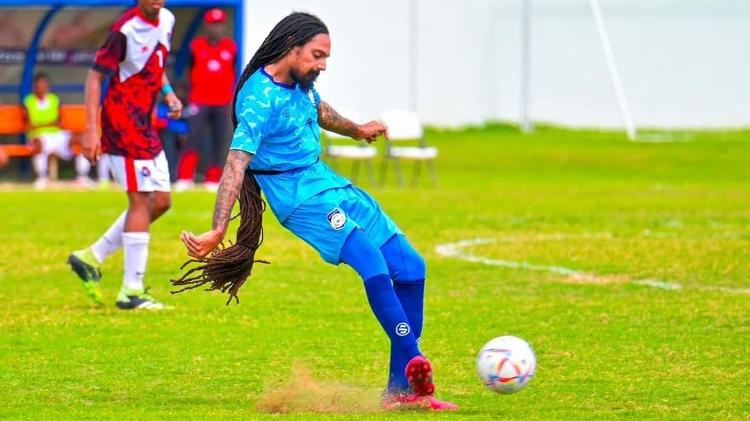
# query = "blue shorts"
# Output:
<box><xmin>282</xmin><ymin>185</ymin><xmax>402</xmax><ymax>264</ymax></box>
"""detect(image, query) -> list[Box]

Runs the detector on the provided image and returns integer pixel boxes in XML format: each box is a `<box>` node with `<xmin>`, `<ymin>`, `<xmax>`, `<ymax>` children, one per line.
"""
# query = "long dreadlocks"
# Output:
<box><xmin>171</xmin><ymin>13</ymin><xmax>329</xmax><ymax>305</ymax></box>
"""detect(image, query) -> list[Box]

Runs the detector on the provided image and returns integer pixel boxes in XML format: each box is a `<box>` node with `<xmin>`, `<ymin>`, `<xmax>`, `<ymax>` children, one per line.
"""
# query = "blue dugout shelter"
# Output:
<box><xmin>0</xmin><ymin>0</ymin><xmax>244</xmax><ymax>102</ymax></box>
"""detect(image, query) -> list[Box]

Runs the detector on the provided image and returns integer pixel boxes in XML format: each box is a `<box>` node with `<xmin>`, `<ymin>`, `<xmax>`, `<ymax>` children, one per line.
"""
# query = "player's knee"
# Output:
<box><xmin>157</xmin><ymin>198</ymin><xmax>171</xmax><ymax>214</ymax></box>
<box><xmin>152</xmin><ymin>195</ymin><xmax>171</xmax><ymax>217</ymax></box>
<box><xmin>157</xmin><ymin>197</ymin><xmax>171</xmax><ymax>213</ymax></box>
<box><xmin>410</xmin><ymin>250</ymin><xmax>426</xmax><ymax>281</ymax></box>
<box><xmin>382</xmin><ymin>235</ymin><xmax>426</xmax><ymax>283</ymax></box>
<box><xmin>397</xmin><ymin>248</ymin><xmax>426</xmax><ymax>284</ymax></box>
<box><xmin>127</xmin><ymin>192</ymin><xmax>150</xmax><ymax>209</ymax></box>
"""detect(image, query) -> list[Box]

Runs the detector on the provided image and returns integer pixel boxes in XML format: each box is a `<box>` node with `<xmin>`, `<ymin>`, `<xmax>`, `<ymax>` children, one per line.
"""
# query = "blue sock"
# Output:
<box><xmin>394</xmin><ymin>282</ymin><xmax>425</xmax><ymax>341</ymax></box>
<box><xmin>339</xmin><ymin>230</ymin><xmax>421</xmax><ymax>371</ymax></box>
<box><xmin>387</xmin><ymin>282</ymin><xmax>425</xmax><ymax>392</ymax></box>
<box><xmin>363</xmin><ymin>274</ymin><xmax>421</xmax><ymax>360</ymax></box>
<box><xmin>381</xmin><ymin>235</ymin><xmax>427</xmax><ymax>393</ymax></box>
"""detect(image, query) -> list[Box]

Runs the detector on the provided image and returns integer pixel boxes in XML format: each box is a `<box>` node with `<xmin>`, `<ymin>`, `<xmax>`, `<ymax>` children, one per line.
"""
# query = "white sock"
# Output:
<box><xmin>75</xmin><ymin>155</ymin><xmax>91</xmax><ymax>176</ymax></box>
<box><xmin>32</xmin><ymin>153</ymin><xmax>48</xmax><ymax>177</ymax></box>
<box><xmin>123</xmin><ymin>232</ymin><xmax>150</xmax><ymax>292</ymax></box>
<box><xmin>90</xmin><ymin>211</ymin><xmax>127</xmax><ymax>263</ymax></box>
<box><xmin>97</xmin><ymin>158</ymin><xmax>110</xmax><ymax>182</ymax></box>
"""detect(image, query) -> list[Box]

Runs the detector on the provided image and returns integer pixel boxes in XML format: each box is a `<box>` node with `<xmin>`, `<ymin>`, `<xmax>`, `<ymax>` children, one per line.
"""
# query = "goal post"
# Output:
<box><xmin>519</xmin><ymin>0</ymin><xmax>637</xmax><ymax>139</ymax></box>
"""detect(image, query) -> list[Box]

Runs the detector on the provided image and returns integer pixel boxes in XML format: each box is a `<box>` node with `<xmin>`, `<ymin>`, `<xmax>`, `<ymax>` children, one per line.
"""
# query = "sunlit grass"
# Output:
<box><xmin>1</xmin><ymin>126</ymin><xmax>748</xmax><ymax>419</ymax></box>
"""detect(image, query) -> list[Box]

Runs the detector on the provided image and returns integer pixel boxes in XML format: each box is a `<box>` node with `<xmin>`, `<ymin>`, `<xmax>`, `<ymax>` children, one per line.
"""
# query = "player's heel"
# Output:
<box><xmin>405</xmin><ymin>355</ymin><xmax>435</xmax><ymax>396</ymax></box>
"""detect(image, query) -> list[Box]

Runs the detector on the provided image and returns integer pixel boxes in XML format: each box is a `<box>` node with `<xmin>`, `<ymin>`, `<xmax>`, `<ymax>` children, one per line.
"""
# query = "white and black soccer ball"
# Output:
<box><xmin>476</xmin><ymin>336</ymin><xmax>536</xmax><ymax>394</ymax></box>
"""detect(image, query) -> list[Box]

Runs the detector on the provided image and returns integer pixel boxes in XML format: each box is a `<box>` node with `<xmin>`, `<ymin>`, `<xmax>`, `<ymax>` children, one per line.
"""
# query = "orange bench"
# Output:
<box><xmin>0</xmin><ymin>105</ymin><xmax>33</xmax><ymax>156</ymax></box>
<box><xmin>0</xmin><ymin>104</ymin><xmax>87</xmax><ymax>176</ymax></box>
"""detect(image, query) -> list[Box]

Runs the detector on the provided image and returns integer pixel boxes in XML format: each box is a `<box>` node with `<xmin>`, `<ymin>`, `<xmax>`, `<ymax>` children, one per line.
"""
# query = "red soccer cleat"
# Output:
<box><xmin>405</xmin><ymin>355</ymin><xmax>435</xmax><ymax>396</ymax></box>
<box><xmin>382</xmin><ymin>393</ymin><xmax>459</xmax><ymax>411</ymax></box>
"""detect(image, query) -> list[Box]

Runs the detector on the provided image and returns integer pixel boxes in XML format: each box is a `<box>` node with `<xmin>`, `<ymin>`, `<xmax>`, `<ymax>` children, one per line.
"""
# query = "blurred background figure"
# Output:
<box><xmin>50</xmin><ymin>10</ymin><xmax>93</xmax><ymax>48</ymax></box>
<box><xmin>175</xmin><ymin>8</ymin><xmax>236</xmax><ymax>192</ymax></box>
<box><xmin>0</xmin><ymin>10</ymin><xmax>26</xmax><ymax>84</ymax></box>
<box><xmin>23</xmin><ymin>72</ymin><xmax>92</xmax><ymax>189</ymax></box>
<box><xmin>96</xmin><ymin>153</ymin><xmax>112</xmax><ymax>189</ymax></box>
<box><xmin>0</xmin><ymin>11</ymin><xmax>24</xmax><ymax>48</ymax></box>
<box><xmin>156</xmin><ymin>81</ymin><xmax>190</xmax><ymax>182</ymax></box>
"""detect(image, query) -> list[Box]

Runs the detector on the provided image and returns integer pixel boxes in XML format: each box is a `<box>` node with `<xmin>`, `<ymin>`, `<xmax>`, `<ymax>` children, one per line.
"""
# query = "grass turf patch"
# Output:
<box><xmin>1</xmin><ymin>126</ymin><xmax>748</xmax><ymax>419</ymax></box>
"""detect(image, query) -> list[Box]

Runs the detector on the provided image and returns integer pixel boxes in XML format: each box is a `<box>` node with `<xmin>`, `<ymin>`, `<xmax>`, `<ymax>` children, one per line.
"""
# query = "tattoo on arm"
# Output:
<box><xmin>212</xmin><ymin>150</ymin><xmax>253</xmax><ymax>233</ymax></box>
<box><xmin>318</xmin><ymin>101</ymin><xmax>360</xmax><ymax>138</ymax></box>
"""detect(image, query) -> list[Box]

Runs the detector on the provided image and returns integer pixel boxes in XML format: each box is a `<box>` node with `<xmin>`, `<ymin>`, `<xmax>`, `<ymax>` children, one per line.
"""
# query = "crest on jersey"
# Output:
<box><xmin>326</xmin><ymin>208</ymin><xmax>347</xmax><ymax>231</ymax></box>
<box><xmin>207</xmin><ymin>59</ymin><xmax>221</xmax><ymax>71</ymax></box>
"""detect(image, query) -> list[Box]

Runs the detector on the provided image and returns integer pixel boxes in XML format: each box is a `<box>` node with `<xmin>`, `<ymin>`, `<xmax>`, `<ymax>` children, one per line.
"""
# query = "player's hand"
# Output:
<box><xmin>82</xmin><ymin>129</ymin><xmax>101</xmax><ymax>164</ymax></box>
<box><xmin>356</xmin><ymin>121</ymin><xmax>388</xmax><ymax>144</ymax></box>
<box><xmin>181</xmin><ymin>229</ymin><xmax>223</xmax><ymax>259</ymax></box>
<box><xmin>165</xmin><ymin>92</ymin><xmax>183</xmax><ymax>119</ymax></box>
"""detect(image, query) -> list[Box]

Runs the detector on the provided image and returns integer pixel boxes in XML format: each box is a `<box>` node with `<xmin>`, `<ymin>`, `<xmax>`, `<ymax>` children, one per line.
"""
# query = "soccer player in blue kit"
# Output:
<box><xmin>175</xmin><ymin>12</ymin><xmax>457</xmax><ymax>411</ymax></box>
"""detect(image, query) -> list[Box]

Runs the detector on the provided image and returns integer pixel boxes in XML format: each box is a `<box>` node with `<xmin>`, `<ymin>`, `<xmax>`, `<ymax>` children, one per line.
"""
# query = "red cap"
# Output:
<box><xmin>204</xmin><ymin>8</ymin><xmax>227</xmax><ymax>24</ymax></box>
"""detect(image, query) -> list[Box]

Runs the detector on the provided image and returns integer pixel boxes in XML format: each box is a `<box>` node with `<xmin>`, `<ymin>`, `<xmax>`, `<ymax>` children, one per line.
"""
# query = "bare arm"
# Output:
<box><xmin>21</xmin><ymin>107</ymin><xmax>29</xmax><ymax>127</ymax></box>
<box><xmin>212</xmin><ymin>150</ymin><xmax>253</xmax><ymax>235</ymax></box>
<box><xmin>318</xmin><ymin>100</ymin><xmax>361</xmax><ymax>138</ymax></box>
<box><xmin>82</xmin><ymin>69</ymin><xmax>104</xmax><ymax>162</ymax></box>
<box><xmin>318</xmin><ymin>101</ymin><xmax>388</xmax><ymax>143</ymax></box>
<box><xmin>181</xmin><ymin>149</ymin><xmax>254</xmax><ymax>258</ymax></box>
<box><xmin>161</xmin><ymin>73</ymin><xmax>183</xmax><ymax>119</ymax></box>
<box><xmin>84</xmin><ymin>69</ymin><xmax>103</xmax><ymax>133</ymax></box>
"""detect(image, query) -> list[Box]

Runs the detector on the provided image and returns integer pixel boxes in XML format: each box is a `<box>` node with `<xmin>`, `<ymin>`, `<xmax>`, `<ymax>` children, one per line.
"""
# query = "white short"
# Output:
<box><xmin>105</xmin><ymin>151</ymin><xmax>171</xmax><ymax>192</ymax></box>
<box><xmin>39</xmin><ymin>131</ymin><xmax>73</xmax><ymax>160</ymax></box>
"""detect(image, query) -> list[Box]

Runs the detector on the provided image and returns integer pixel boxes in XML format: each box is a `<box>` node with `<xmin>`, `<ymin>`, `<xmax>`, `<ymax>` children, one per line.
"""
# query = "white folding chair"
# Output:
<box><xmin>379</xmin><ymin>109</ymin><xmax>437</xmax><ymax>186</ymax></box>
<box><xmin>322</xmin><ymin>107</ymin><xmax>377</xmax><ymax>184</ymax></box>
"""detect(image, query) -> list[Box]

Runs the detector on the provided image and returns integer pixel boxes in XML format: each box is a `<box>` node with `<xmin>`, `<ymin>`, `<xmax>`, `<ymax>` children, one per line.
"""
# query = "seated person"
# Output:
<box><xmin>23</xmin><ymin>72</ymin><xmax>92</xmax><ymax>188</ymax></box>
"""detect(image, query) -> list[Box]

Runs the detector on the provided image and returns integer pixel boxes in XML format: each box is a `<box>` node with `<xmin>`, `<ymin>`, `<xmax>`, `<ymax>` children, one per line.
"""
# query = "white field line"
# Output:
<box><xmin>632</xmin><ymin>279</ymin><xmax>683</xmax><ymax>290</ymax></box>
<box><xmin>435</xmin><ymin>235</ymin><xmax>750</xmax><ymax>295</ymax></box>
<box><xmin>631</xmin><ymin>133</ymin><xmax>694</xmax><ymax>143</ymax></box>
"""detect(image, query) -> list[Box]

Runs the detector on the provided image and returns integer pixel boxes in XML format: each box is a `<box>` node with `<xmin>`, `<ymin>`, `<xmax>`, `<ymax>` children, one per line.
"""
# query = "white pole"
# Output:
<box><xmin>590</xmin><ymin>0</ymin><xmax>637</xmax><ymax>140</ymax></box>
<box><xmin>409</xmin><ymin>0</ymin><xmax>419</xmax><ymax>113</ymax></box>
<box><xmin>520</xmin><ymin>0</ymin><xmax>533</xmax><ymax>133</ymax></box>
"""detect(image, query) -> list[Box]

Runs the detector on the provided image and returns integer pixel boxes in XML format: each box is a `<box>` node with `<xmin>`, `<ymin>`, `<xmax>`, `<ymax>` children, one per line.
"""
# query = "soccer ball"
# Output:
<box><xmin>476</xmin><ymin>336</ymin><xmax>536</xmax><ymax>394</ymax></box>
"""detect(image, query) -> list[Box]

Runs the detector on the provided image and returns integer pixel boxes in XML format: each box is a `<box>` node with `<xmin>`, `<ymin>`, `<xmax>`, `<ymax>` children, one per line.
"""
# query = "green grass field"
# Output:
<box><xmin>1</xmin><ymin>126</ymin><xmax>749</xmax><ymax>419</ymax></box>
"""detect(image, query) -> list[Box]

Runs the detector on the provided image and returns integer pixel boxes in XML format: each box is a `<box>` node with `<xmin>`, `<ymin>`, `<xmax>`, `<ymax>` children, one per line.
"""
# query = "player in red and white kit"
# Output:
<box><xmin>67</xmin><ymin>0</ymin><xmax>182</xmax><ymax>310</ymax></box>
<box><xmin>174</xmin><ymin>8</ymin><xmax>237</xmax><ymax>191</ymax></box>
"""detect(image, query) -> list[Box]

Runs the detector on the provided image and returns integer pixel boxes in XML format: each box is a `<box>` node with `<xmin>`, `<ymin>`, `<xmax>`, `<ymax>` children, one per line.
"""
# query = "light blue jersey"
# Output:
<box><xmin>230</xmin><ymin>67</ymin><xmax>350</xmax><ymax>221</ymax></box>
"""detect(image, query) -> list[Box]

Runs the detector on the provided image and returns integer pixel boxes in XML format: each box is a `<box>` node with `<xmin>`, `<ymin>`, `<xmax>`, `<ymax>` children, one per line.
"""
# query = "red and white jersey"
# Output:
<box><xmin>93</xmin><ymin>7</ymin><xmax>175</xmax><ymax>159</ymax></box>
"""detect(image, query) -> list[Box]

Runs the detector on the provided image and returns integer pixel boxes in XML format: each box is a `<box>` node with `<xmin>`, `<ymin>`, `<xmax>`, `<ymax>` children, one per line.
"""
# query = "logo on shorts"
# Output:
<box><xmin>326</xmin><ymin>208</ymin><xmax>347</xmax><ymax>230</ymax></box>
<box><xmin>141</xmin><ymin>166</ymin><xmax>151</xmax><ymax>177</ymax></box>
<box><xmin>396</xmin><ymin>322</ymin><xmax>411</xmax><ymax>337</ymax></box>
